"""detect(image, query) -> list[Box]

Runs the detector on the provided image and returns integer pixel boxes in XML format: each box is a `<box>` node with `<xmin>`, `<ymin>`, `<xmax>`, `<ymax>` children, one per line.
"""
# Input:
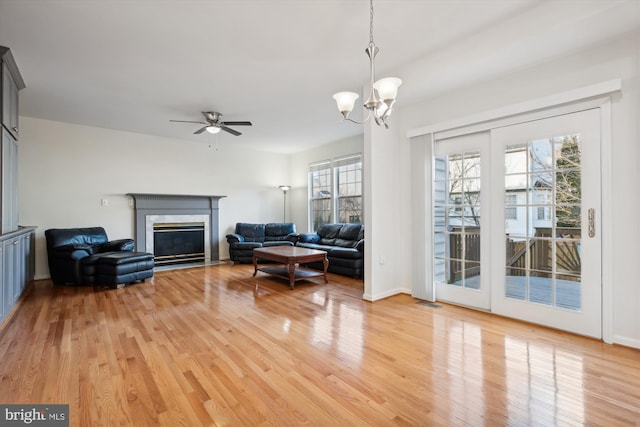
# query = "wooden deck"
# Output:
<box><xmin>0</xmin><ymin>263</ymin><xmax>638</xmax><ymax>426</ymax></box>
<box><xmin>459</xmin><ymin>275</ymin><xmax>582</xmax><ymax>310</ymax></box>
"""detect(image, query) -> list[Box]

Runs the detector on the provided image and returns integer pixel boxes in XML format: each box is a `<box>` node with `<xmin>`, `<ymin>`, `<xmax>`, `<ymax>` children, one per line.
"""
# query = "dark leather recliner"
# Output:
<box><xmin>45</xmin><ymin>227</ymin><xmax>153</xmax><ymax>286</ymax></box>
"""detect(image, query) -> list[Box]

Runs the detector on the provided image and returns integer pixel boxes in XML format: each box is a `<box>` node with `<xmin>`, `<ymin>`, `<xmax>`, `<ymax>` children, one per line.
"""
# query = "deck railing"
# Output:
<box><xmin>447</xmin><ymin>227</ymin><xmax>581</xmax><ymax>283</ymax></box>
<box><xmin>448</xmin><ymin>227</ymin><xmax>480</xmax><ymax>283</ymax></box>
<box><xmin>505</xmin><ymin>227</ymin><xmax>581</xmax><ymax>279</ymax></box>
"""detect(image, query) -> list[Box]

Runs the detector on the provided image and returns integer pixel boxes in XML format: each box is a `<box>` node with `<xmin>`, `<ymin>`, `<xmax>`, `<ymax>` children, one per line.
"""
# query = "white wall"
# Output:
<box><xmin>363</xmin><ymin>120</ymin><xmax>413</xmax><ymax>301</ymax></box>
<box><xmin>18</xmin><ymin>117</ymin><xmax>291</xmax><ymax>279</ymax></box>
<box><xmin>394</xmin><ymin>29</ymin><xmax>640</xmax><ymax>347</ymax></box>
<box><xmin>288</xmin><ymin>134</ymin><xmax>363</xmax><ymax>233</ymax></box>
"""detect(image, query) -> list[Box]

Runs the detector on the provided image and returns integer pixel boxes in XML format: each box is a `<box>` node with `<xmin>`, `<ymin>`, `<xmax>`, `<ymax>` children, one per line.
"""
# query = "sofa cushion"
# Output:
<box><xmin>264</xmin><ymin>223</ymin><xmax>296</xmax><ymax>241</ymax></box>
<box><xmin>235</xmin><ymin>223</ymin><xmax>265</xmax><ymax>242</ymax></box>
<box><xmin>296</xmin><ymin>242</ymin><xmax>329</xmax><ymax>252</ymax></box>
<box><xmin>317</xmin><ymin>223</ymin><xmax>342</xmax><ymax>246</ymax></box>
<box><xmin>335</xmin><ymin>224</ymin><xmax>363</xmax><ymax>248</ymax></box>
<box><xmin>263</xmin><ymin>241</ymin><xmax>294</xmax><ymax>247</ymax></box>
<box><xmin>328</xmin><ymin>247</ymin><xmax>363</xmax><ymax>259</ymax></box>
<box><xmin>230</xmin><ymin>241</ymin><xmax>262</xmax><ymax>250</ymax></box>
<box><xmin>45</xmin><ymin>227</ymin><xmax>108</xmax><ymax>249</ymax></box>
<box><xmin>338</xmin><ymin>224</ymin><xmax>362</xmax><ymax>240</ymax></box>
<box><xmin>297</xmin><ymin>233</ymin><xmax>320</xmax><ymax>244</ymax></box>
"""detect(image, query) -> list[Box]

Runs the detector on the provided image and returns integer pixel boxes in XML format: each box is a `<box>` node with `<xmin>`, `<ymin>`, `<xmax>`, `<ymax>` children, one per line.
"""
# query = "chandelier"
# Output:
<box><xmin>333</xmin><ymin>0</ymin><xmax>402</xmax><ymax>129</ymax></box>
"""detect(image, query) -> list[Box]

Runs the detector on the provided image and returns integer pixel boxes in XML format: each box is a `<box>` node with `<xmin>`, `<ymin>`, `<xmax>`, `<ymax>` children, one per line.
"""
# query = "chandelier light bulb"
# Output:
<box><xmin>374</xmin><ymin>77</ymin><xmax>403</xmax><ymax>102</ymax></box>
<box><xmin>333</xmin><ymin>92</ymin><xmax>360</xmax><ymax>118</ymax></box>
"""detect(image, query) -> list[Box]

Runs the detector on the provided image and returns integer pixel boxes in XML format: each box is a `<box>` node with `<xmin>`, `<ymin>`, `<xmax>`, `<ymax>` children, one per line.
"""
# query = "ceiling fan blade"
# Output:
<box><xmin>194</xmin><ymin>126</ymin><xmax>208</xmax><ymax>134</ymax></box>
<box><xmin>221</xmin><ymin>121</ymin><xmax>252</xmax><ymax>126</ymax></box>
<box><xmin>170</xmin><ymin>120</ymin><xmax>207</xmax><ymax>124</ymax></box>
<box><xmin>220</xmin><ymin>126</ymin><xmax>241</xmax><ymax>136</ymax></box>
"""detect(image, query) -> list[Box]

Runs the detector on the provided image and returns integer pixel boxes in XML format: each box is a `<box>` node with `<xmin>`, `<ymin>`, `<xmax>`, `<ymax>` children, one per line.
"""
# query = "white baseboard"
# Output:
<box><xmin>612</xmin><ymin>334</ymin><xmax>640</xmax><ymax>350</ymax></box>
<box><xmin>363</xmin><ymin>287</ymin><xmax>411</xmax><ymax>302</ymax></box>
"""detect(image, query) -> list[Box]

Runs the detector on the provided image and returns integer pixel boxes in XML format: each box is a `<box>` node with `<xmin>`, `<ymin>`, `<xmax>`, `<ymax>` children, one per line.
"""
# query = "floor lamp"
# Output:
<box><xmin>279</xmin><ymin>185</ymin><xmax>290</xmax><ymax>222</ymax></box>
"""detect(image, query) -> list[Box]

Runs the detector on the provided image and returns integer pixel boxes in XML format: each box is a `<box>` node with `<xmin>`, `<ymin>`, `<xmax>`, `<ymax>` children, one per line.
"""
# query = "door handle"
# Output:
<box><xmin>588</xmin><ymin>208</ymin><xmax>595</xmax><ymax>238</ymax></box>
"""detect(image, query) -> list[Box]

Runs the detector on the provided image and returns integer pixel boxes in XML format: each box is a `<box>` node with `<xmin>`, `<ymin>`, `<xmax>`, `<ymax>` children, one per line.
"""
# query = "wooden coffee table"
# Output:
<box><xmin>252</xmin><ymin>246</ymin><xmax>328</xmax><ymax>289</ymax></box>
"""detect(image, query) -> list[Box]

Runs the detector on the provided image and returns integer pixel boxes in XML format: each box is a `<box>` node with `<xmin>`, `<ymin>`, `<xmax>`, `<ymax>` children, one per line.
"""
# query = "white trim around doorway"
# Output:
<box><xmin>408</xmin><ymin>79</ymin><xmax>620</xmax><ymax>343</ymax></box>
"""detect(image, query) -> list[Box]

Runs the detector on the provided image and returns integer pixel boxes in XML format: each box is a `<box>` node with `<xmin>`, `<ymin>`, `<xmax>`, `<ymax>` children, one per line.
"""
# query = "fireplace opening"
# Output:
<box><xmin>153</xmin><ymin>222</ymin><xmax>205</xmax><ymax>266</ymax></box>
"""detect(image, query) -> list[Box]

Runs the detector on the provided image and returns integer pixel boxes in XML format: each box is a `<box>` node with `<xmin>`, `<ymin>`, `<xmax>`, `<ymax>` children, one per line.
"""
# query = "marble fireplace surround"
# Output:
<box><xmin>128</xmin><ymin>193</ymin><xmax>225</xmax><ymax>264</ymax></box>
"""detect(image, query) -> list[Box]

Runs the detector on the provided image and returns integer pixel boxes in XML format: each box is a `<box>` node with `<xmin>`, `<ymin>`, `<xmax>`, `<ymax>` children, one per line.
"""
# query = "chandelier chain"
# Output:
<box><xmin>369</xmin><ymin>0</ymin><xmax>375</xmax><ymax>47</ymax></box>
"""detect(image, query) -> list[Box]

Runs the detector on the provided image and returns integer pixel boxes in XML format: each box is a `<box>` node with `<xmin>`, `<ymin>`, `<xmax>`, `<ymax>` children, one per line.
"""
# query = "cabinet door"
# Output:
<box><xmin>2</xmin><ymin>239</ymin><xmax>13</xmax><ymax>317</ymax></box>
<box><xmin>0</xmin><ymin>244</ymin><xmax>3</xmax><ymax>322</ymax></box>
<box><xmin>23</xmin><ymin>232</ymin><xmax>34</xmax><ymax>286</ymax></box>
<box><xmin>1</xmin><ymin>130</ymin><xmax>18</xmax><ymax>234</ymax></box>
<box><xmin>2</xmin><ymin>62</ymin><xmax>19</xmax><ymax>139</ymax></box>
<box><xmin>12</xmin><ymin>237</ymin><xmax>21</xmax><ymax>302</ymax></box>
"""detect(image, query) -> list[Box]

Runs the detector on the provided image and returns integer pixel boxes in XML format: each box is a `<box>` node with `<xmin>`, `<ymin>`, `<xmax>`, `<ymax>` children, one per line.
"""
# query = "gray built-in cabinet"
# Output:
<box><xmin>0</xmin><ymin>46</ymin><xmax>35</xmax><ymax>325</ymax></box>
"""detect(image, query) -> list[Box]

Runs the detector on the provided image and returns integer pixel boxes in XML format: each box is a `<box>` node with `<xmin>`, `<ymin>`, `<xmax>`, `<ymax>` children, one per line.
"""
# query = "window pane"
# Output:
<box><xmin>505</xmin><ymin>173</ymin><xmax>526</xmax><ymax>191</ymax></box>
<box><xmin>556</xmin><ymin>205</ymin><xmax>581</xmax><ymax>229</ymax></box>
<box><xmin>529</xmin><ymin>238</ymin><xmax>552</xmax><ymax>273</ymax></box>
<box><xmin>335</xmin><ymin>159</ymin><xmax>362</xmax><ymax>224</ymax></box>
<box><xmin>464</xmin><ymin>154</ymin><xmax>481</xmax><ymax>178</ymax></box>
<box><xmin>530</xmin><ymin>139</ymin><xmax>553</xmax><ymax>170</ymax></box>
<box><xmin>555</xmin><ymin>240</ymin><xmax>581</xmax><ymax>276</ymax></box>
<box><xmin>464</xmin><ymin>178</ymin><xmax>481</xmax><ymax>195</ymax></box>
<box><xmin>464</xmin><ymin>232</ymin><xmax>481</xmax><ymax>261</ymax></box>
<box><xmin>310</xmin><ymin>168</ymin><xmax>331</xmax><ymax>198</ymax></box>
<box><xmin>554</xmin><ymin>135</ymin><xmax>581</xmax><ymax>170</ymax></box>
<box><xmin>505</xmin><ymin>145</ymin><xmax>527</xmax><ymax>174</ymax></box>
<box><xmin>555</xmin><ymin>169</ymin><xmax>581</xmax><ymax>205</ymax></box>
<box><xmin>448</xmin><ymin>155</ymin><xmax>464</xmax><ymax>180</ymax></box>
<box><xmin>311</xmin><ymin>199</ymin><xmax>331</xmax><ymax>230</ymax></box>
<box><xmin>337</xmin><ymin>196</ymin><xmax>362</xmax><ymax>223</ymax></box>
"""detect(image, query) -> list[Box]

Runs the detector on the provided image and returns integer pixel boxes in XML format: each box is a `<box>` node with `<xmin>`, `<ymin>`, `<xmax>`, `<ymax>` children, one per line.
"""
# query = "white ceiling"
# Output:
<box><xmin>0</xmin><ymin>0</ymin><xmax>637</xmax><ymax>153</ymax></box>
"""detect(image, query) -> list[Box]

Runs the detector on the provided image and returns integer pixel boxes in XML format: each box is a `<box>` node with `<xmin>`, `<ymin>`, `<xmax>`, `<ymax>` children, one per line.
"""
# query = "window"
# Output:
<box><xmin>535</xmin><ymin>192</ymin><xmax>552</xmax><ymax>220</ymax></box>
<box><xmin>309</xmin><ymin>155</ymin><xmax>362</xmax><ymax>231</ymax></box>
<box><xmin>335</xmin><ymin>156</ymin><xmax>362</xmax><ymax>223</ymax></box>
<box><xmin>505</xmin><ymin>194</ymin><xmax>517</xmax><ymax>219</ymax></box>
<box><xmin>309</xmin><ymin>161</ymin><xmax>332</xmax><ymax>230</ymax></box>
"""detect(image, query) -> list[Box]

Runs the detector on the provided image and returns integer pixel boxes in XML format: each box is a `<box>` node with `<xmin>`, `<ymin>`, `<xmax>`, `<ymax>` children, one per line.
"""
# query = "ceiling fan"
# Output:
<box><xmin>170</xmin><ymin>111</ymin><xmax>252</xmax><ymax>136</ymax></box>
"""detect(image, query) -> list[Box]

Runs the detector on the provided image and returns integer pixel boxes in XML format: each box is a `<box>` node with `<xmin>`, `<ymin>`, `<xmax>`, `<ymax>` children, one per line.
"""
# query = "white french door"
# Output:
<box><xmin>490</xmin><ymin>109</ymin><xmax>602</xmax><ymax>338</ymax></box>
<box><xmin>433</xmin><ymin>132</ymin><xmax>491</xmax><ymax>310</ymax></box>
<box><xmin>432</xmin><ymin>109</ymin><xmax>602</xmax><ymax>338</ymax></box>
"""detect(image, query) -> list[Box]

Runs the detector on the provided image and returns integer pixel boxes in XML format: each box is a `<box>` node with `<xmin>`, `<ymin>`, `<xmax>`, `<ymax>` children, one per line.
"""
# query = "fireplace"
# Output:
<box><xmin>153</xmin><ymin>222</ymin><xmax>205</xmax><ymax>266</ymax></box>
<box><xmin>128</xmin><ymin>194</ymin><xmax>225</xmax><ymax>267</ymax></box>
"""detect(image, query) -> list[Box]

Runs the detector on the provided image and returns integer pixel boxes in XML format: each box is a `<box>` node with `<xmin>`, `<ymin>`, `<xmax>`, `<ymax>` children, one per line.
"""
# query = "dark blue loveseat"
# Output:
<box><xmin>226</xmin><ymin>223</ymin><xmax>298</xmax><ymax>263</ymax></box>
<box><xmin>297</xmin><ymin>223</ymin><xmax>364</xmax><ymax>278</ymax></box>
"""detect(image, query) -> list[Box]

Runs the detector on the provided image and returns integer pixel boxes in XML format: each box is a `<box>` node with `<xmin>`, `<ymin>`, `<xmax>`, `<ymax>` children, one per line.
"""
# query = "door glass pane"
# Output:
<box><xmin>434</xmin><ymin>152</ymin><xmax>481</xmax><ymax>289</ymax></box>
<box><xmin>504</xmin><ymin>135</ymin><xmax>582</xmax><ymax>311</ymax></box>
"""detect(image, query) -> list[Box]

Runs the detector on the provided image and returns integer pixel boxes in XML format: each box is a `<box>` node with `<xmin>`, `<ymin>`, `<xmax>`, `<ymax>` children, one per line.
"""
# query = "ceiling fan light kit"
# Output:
<box><xmin>170</xmin><ymin>111</ymin><xmax>252</xmax><ymax>136</ymax></box>
<box><xmin>333</xmin><ymin>0</ymin><xmax>402</xmax><ymax>129</ymax></box>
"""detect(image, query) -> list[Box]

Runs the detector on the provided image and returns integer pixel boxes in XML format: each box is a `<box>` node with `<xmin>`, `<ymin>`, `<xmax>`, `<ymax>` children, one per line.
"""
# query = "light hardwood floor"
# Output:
<box><xmin>0</xmin><ymin>263</ymin><xmax>638</xmax><ymax>426</ymax></box>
